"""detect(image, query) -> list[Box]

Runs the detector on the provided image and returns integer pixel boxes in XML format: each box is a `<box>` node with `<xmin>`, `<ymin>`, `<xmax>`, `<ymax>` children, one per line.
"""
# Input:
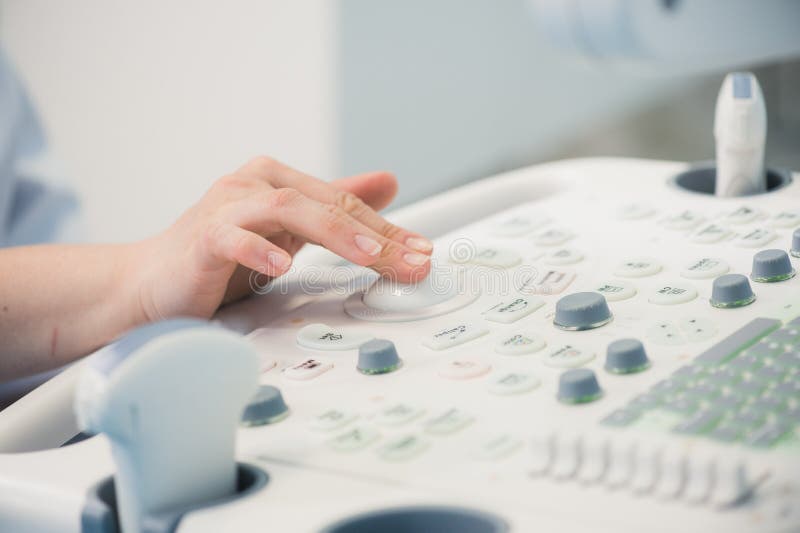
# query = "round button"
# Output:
<box><xmin>614</xmin><ymin>258</ymin><xmax>662</xmax><ymax>278</ymax></box>
<box><xmin>605</xmin><ymin>339</ymin><xmax>651</xmax><ymax>374</ymax></box>
<box><xmin>357</xmin><ymin>339</ymin><xmax>402</xmax><ymax>375</ymax></box>
<box><xmin>363</xmin><ymin>274</ymin><xmax>456</xmax><ymax>312</ymax></box>
<box><xmin>557</xmin><ymin>369</ymin><xmax>603</xmax><ymax>404</ymax></box>
<box><xmin>710</xmin><ymin>274</ymin><xmax>756</xmax><ymax>309</ymax></box>
<box><xmin>591</xmin><ymin>280</ymin><xmax>636</xmax><ymax>302</ymax></box>
<box><xmin>438</xmin><ymin>359</ymin><xmax>491</xmax><ymax>380</ymax></box>
<box><xmin>241</xmin><ymin>385</ymin><xmax>289</xmax><ymax>427</ymax></box>
<box><xmin>792</xmin><ymin>228</ymin><xmax>800</xmax><ymax>258</ymax></box>
<box><xmin>751</xmin><ymin>249</ymin><xmax>796</xmax><ymax>283</ymax></box>
<box><xmin>553</xmin><ymin>292</ymin><xmax>613</xmax><ymax>331</ymax></box>
<box><xmin>680</xmin><ymin>257</ymin><xmax>730</xmax><ymax>280</ymax></box>
<box><xmin>544</xmin><ymin>248</ymin><xmax>584</xmax><ymax>266</ymax></box>
<box><xmin>647</xmin><ymin>282</ymin><xmax>698</xmax><ymax>305</ymax></box>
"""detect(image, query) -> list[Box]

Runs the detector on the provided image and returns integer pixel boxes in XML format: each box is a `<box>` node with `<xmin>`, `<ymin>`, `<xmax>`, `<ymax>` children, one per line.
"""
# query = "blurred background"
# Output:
<box><xmin>1</xmin><ymin>0</ymin><xmax>798</xmax><ymax>243</ymax></box>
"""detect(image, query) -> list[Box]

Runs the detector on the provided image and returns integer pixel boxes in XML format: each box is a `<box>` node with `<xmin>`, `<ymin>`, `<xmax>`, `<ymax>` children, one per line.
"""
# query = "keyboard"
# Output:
<box><xmin>1</xmin><ymin>158</ymin><xmax>799</xmax><ymax>533</ymax></box>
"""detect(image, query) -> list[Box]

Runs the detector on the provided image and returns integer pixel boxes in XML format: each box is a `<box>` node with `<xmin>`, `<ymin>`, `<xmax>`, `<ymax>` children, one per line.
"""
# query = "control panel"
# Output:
<box><xmin>1</xmin><ymin>158</ymin><xmax>799</xmax><ymax>533</ymax></box>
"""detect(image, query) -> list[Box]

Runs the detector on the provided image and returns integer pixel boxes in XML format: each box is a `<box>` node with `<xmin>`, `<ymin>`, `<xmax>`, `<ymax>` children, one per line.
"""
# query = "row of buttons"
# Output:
<box><xmin>530</xmin><ymin>429</ymin><xmax>759</xmax><ymax>507</ymax></box>
<box><xmin>614</xmin><ymin>256</ymin><xmax>729</xmax><ymax>279</ymax></box>
<box><xmin>638</xmin><ymin>206</ymin><xmax>800</xmax><ymax>230</ymax></box>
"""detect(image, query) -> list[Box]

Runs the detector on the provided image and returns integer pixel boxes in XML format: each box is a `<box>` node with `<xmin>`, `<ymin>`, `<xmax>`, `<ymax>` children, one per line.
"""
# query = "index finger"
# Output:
<box><xmin>237</xmin><ymin>157</ymin><xmax>434</xmax><ymax>254</ymax></box>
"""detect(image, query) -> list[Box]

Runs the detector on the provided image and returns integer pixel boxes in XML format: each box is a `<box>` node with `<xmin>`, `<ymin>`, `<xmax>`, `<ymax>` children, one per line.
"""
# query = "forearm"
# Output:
<box><xmin>0</xmin><ymin>242</ymin><xmax>147</xmax><ymax>381</ymax></box>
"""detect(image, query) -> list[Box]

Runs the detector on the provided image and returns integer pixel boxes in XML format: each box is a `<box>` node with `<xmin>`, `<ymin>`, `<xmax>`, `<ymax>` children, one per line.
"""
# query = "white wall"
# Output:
<box><xmin>1</xmin><ymin>0</ymin><xmax>709</xmax><ymax>243</ymax></box>
<box><xmin>1</xmin><ymin>0</ymin><xmax>338</xmax><ymax>242</ymax></box>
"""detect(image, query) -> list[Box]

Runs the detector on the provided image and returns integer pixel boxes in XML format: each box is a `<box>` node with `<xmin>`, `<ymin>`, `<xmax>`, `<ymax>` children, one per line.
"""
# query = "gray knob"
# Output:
<box><xmin>242</xmin><ymin>385</ymin><xmax>289</xmax><ymax>426</ymax></box>
<box><xmin>357</xmin><ymin>339</ymin><xmax>402</xmax><ymax>375</ymax></box>
<box><xmin>792</xmin><ymin>228</ymin><xmax>800</xmax><ymax>258</ymax></box>
<box><xmin>605</xmin><ymin>338</ymin><xmax>651</xmax><ymax>374</ymax></box>
<box><xmin>553</xmin><ymin>292</ymin><xmax>613</xmax><ymax>331</ymax></box>
<box><xmin>751</xmin><ymin>249</ymin><xmax>796</xmax><ymax>282</ymax></box>
<box><xmin>557</xmin><ymin>368</ymin><xmax>603</xmax><ymax>404</ymax></box>
<box><xmin>710</xmin><ymin>273</ymin><xmax>756</xmax><ymax>308</ymax></box>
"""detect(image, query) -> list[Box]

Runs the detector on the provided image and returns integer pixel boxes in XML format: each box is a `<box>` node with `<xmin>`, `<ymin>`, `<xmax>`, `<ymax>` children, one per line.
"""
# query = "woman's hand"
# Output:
<box><xmin>133</xmin><ymin>157</ymin><xmax>433</xmax><ymax>322</ymax></box>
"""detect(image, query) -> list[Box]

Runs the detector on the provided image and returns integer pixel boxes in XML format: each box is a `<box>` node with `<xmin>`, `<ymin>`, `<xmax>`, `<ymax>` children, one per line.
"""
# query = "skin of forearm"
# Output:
<box><xmin>0</xmin><ymin>242</ymin><xmax>147</xmax><ymax>381</ymax></box>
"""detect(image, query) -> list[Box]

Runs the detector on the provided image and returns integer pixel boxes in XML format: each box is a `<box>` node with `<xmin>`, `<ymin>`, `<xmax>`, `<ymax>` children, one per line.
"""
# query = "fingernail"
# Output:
<box><xmin>403</xmin><ymin>252</ymin><xmax>430</xmax><ymax>266</ymax></box>
<box><xmin>267</xmin><ymin>252</ymin><xmax>291</xmax><ymax>272</ymax></box>
<box><xmin>355</xmin><ymin>234</ymin><xmax>382</xmax><ymax>256</ymax></box>
<box><xmin>406</xmin><ymin>236</ymin><xmax>433</xmax><ymax>253</ymax></box>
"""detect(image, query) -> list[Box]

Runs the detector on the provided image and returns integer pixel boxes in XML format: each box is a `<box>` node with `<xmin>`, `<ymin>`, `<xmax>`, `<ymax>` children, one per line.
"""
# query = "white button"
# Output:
<box><xmin>377</xmin><ymin>434</ymin><xmax>430</xmax><ymax>461</ymax></box>
<box><xmin>613</xmin><ymin>258</ymin><xmax>662</xmax><ymax>278</ymax></box>
<box><xmin>483</xmin><ymin>296</ymin><xmax>544</xmax><ymax>324</ymax></box>
<box><xmin>516</xmin><ymin>269</ymin><xmax>576</xmax><ymax>295</ymax></box>
<box><xmin>494</xmin><ymin>331</ymin><xmax>546</xmax><ymax>355</ymax></box>
<box><xmin>769</xmin><ymin>209</ymin><xmax>800</xmax><ymax>229</ymax></box>
<box><xmin>551</xmin><ymin>432</ymin><xmax>582</xmax><ymax>480</ymax></box>
<box><xmin>422</xmin><ymin>322</ymin><xmax>489</xmax><ymax>350</ymax></box>
<box><xmin>722</xmin><ymin>206</ymin><xmax>759</xmax><ymax>225</ymax></box>
<box><xmin>617</xmin><ymin>204</ymin><xmax>655</xmax><ymax>220</ymax></box>
<box><xmin>678</xmin><ymin>316</ymin><xmax>717</xmax><ymax>342</ymax></box>
<box><xmin>472</xmin><ymin>434</ymin><xmax>522</xmax><ymax>461</ymax></box>
<box><xmin>491</xmin><ymin>215</ymin><xmax>548</xmax><ymax>237</ymax></box>
<box><xmin>605</xmin><ymin>439</ymin><xmax>636</xmax><ymax>489</ymax></box>
<box><xmin>283</xmin><ymin>359</ymin><xmax>333</xmax><ymax>381</ymax></box>
<box><xmin>543</xmin><ymin>344</ymin><xmax>595</xmax><ymax>368</ymax></box>
<box><xmin>577</xmin><ymin>437</ymin><xmax>609</xmax><ymax>484</ymax></box>
<box><xmin>591</xmin><ymin>280</ymin><xmax>637</xmax><ymax>302</ymax></box>
<box><xmin>487</xmin><ymin>372</ymin><xmax>540</xmax><ymax>395</ymax></box>
<box><xmin>423</xmin><ymin>408</ymin><xmax>474</xmax><ymax>435</ymax></box>
<box><xmin>654</xmin><ymin>445</ymin><xmax>687</xmax><ymax>499</ymax></box>
<box><xmin>647</xmin><ymin>282</ymin><xmax>698</xmax><ymax>305</ymax></box>
<box><xmin>327</xmin><ymin>426</ymin><xmax>380</xmax><ymax>452</ymax></box>
<box><xmin>296</xmin><ymin>323</ymin><xmax>372</xmax><ymax>350</ymax></box>
<box><xmin>544</xmin><ymin>248</ymin><xmax>584</xmax><ymax>265</ymax></box>
<box><xmin>438</xmin><ymin>359</ymin><xmax>491</xmax><ymax>380</ymax></box>
<box><xmin>530</xmin><ymin>431</ymin><xmax>555</xmax><ymax>475</ymax></box>
<box><xmin>734</xmin><ymin>228</ymin><xmax>776</xmax><ymax>248</ymax></box>
<box><xmin>374</xmin><ymin>404</ymin><xmax>425</xmax><ymax>426</ymax></box>
<box><xmin>646</xmin><ymin>321</ymin><xmax>685</xmax><ymax>346</ymax></box>
<box><xmin>454</xmin><ymin>245</ymin><xmax>521</xmax><ymax>268</ymax></box>
<box><xmin>684</xmin><ymin>448</ymin><xmax>715</xmax><ymax>504</ymax></box>
<box><xmin>533</xmin><ymin>228</ymin><xmax>573</xmax><ymax>246</ymax></box>
<box><xmin>710</xmin><ymin>459</ymin><xmax>753</xmax><ymax>507</ymax></box>
<box><xmin>630</xmin><ymin>442</ymin><xmax>661</xmax><ymax>495</ymax></box>
<box><xmin>690</xmin><ymin>223</ymin><xmax>731</xmax><ymax>244</ymax></box>
<box><xmin>664</xmin><ymin>210</ymin><xmax>704</xmax><ymax>230</ymax></box>
<box><xmin>680</xmin><ymin>257</ymin><xmax>729</xmax><ymax>279</ymax></box>
<box><xmin>310</xmin><ymin>409</ymin><xmax>358</xmax><ymax>432</ymax></box>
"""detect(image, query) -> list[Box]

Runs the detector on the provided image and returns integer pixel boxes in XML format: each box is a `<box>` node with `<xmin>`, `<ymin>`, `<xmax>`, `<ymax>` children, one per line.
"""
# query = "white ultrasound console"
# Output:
<box><xmin>2</xmin><ymin>157</ymin><xmax>800</xmax><ymax>533</ymax></box>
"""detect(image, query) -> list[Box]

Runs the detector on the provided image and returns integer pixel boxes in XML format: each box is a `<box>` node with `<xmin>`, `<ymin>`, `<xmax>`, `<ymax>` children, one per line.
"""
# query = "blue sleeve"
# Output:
<box><xmin>0</xmin><ymin>47</ymin><xmax>83</xmax><ymax>247</ymax></box>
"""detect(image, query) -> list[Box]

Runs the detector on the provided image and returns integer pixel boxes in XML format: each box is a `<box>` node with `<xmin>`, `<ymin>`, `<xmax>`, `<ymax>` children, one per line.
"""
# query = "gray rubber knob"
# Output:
<box><xmin>605</xmin><ymin>338</ymin><xmax>651</xmax><ymax>374</ymax></box>
<box><xmin>553</xmin><ymin>292</ymin><xmax>613</xmax><ymax>331</ymax></box>
<box><xmin>357</xmin><ymin>339</ymin><xmax>402</xmax><ymax>375</ymax></box>
<box><xmin>710</xmin><ymin>273</ymin><xmax>756</xmax><ymax>308</ymax></box>
<box><xmin>557</xmin><ymin>368</ymin><xmax>603</xmax><ymax>404</ymax></box>
<box><xmin>792</xmin><ymin>228</ymin><xmax>800</xmax><ymax>258</ymax></box>
<box><xmin>242</xmin><ymin>385</ymin><xmax>289</xmax><ymax>426</ymax></box>
<box><xmin>751</xmin><ymin>249</ymin><xmax>796</xmax><ymax>282</ymax></box>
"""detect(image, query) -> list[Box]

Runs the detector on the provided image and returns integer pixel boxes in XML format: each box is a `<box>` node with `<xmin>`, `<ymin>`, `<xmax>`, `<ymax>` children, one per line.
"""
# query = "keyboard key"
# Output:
<box><xmin>709</xmin><ymin>424</ymin><xmax>742</xmax><ymax>442</ymax></box>
<box><xmin>755</xmin><ymin>365</ymin><xmax>786</xmax><ymax>382</ymax></box>
<box><xmin>746</xmin><ymin>422</ymin><xmax>792</xmax><ymax>447</ymax></box>
<box><xmin>614</xmin><ymin>258</ymin><xmax>662</xmax><ymax>278</ymax></box>
<box><xmin>647</xmin><ymin>282</ymin><xmax>698</xmax><ymax>305</ymax></box>
<box><xmin>707</xmin><ymin>394</ymin><xmax>744</xmax><ymax>410</ymax></box>
<box><xmin>733</xmin><ymin>228</ymin><xmax>776</xmax><ymax>248</ymax></box>
<box><xmin>731</xmin><ymin>409</ymin><xmax>766</xmax><ymax>427</ymax></box>
<box><xmin>628</xmin><ymin>393</ymin><xmax>662</xmax><ymax>410</ymax></box>
<box><xmin>695</xmin><ymin>318</ymin><xmax>781</xmax><ymax>365</ymax></box>
<box><xmin>328</xmin><ymin>426</ymin><xmax>380</xmax><ymax>452</ymax></box>
<box><xmin>601</xmin><ymin>409</ymin><xmax>640</xmax><ymax>427</ymax></box>
<box><xmin>422</xmin><ymin>322</ymin><xmax>489</xmax><ymax>350</ymax></box>
<box><xmin>423</xmin><ymin>408</ymin><xmax>474</xmax><ymax>435</ymax></box>
<box><xmin>672</xmin><ymin>365</ymin><xmax>706</xmax><ymax>380</ymax></box>
<box><xmin>748</xmin><ymin>396</ymin><xmax>787</xmax><ymax>413</ymax></box>
<box><xmin>377</xmin><ymin>434</ymin><xmax>430</xmax><ymax>461</ymax></box>
<box><xmin>482</xmin><ymin>296</ymin><xmax>544</xmax><ymax>324</ymax></box>
<box><xmin>494</xmin><ymin>331</ymin><xmax>546</xmax><ymax>356</ymax></box>
<box><xmin>663</xmin><ymin>397</ymin><xmax>698</xmax><ymax>415</ymax></box>
<box><xmin>672</xmin><ymin>410</ymin><xmax>724</xmax><ymax>434</ymax></box>
<box><xmin>651</xmin><ymin>379</ymin><xmax>682</xmax><ymax>394</ymax></box>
